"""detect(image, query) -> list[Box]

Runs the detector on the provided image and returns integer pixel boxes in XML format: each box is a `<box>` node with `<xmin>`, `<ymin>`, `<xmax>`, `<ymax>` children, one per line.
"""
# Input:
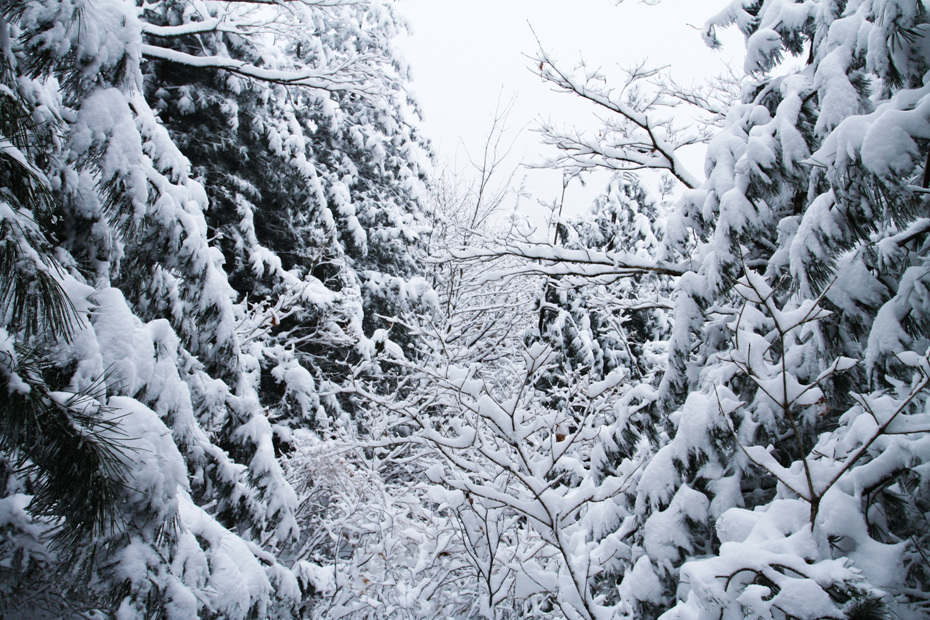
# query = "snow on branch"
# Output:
<box><xmin>139</xmin><ymin>0</ymin><xmax>345</xmax><ymax>38</ymax></box>
<box><xmin>656</xmin><ymin>67</ymin><xmax>741</xmax><ymax>131</ymax></box>
<box><xmin>140</xmin><ymin>44</ymin><xmax>380</xmax><ymax>92</ymax></box>
<box><xmin>140</xmin><ymin>14</ymin><xmax>283</xmax><ymax>38</ymax></box>
<box><xmin>441</xmin><ymin>238</ymin><xmax>687</xmax><ymax>281</ymax></box>
<box><xmin>531</xmin><ymin>40</ymin><xmax>703</xmax><ymax>189</ymax></box>
<box><xmin>352</xmin><ymin>343</ymin><xmax>639</xmax><ymax>619</ymax></box>
<box><xmin>138</xmin><ymin>0</ymin><xmax>388</xmax><ymax>93</ymax></box>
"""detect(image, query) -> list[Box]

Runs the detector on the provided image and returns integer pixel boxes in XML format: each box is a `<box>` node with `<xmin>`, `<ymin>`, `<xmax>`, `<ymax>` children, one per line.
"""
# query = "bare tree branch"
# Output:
<box><xmin>441</xmin><ymin>238</ymin><xmax>688</xmax><ymax>280</ymax></box>
<box><xmin>529</xmin><ymin>32</ymin><xmax>703</xmax><ymax>189</ymax></box>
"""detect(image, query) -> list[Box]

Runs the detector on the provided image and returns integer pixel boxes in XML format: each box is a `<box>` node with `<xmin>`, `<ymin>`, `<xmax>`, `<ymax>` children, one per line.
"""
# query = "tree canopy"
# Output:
<box><xmin>2</xmin><ymin>0</ymin><xmax>930</xmax><ymax>618</ymax></box>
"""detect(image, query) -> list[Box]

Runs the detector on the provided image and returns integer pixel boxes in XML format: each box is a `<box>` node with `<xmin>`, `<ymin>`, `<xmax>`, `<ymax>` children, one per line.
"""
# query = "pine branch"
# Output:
<box><xmin>140</xmin><ymin>43</ymin><xmax>381</xmax><ymax>93</ymax></box>
<box><xmin>0</xmin><ymin>348</ymin><xmax>132</xmax><ymax>549</ymax></box>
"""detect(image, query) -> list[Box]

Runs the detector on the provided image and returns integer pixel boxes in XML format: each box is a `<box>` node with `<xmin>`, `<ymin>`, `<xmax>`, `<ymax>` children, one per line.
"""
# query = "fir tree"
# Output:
<box><xmin>0</xmin><ymin>0</ymin><xmax>434</xmax><ymax>615</ymax></box>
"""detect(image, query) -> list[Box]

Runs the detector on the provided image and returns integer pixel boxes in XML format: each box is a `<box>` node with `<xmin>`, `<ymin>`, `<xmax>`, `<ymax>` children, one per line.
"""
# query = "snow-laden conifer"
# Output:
<box><xmin>434</xmin><ymin>1</ymin><xmax>930</xmax><ymax>617</ymax></box>
<box><xmin>0</xmin><ymin>0</ymin><xmax>433</xmax><ymax>615</ymax></box>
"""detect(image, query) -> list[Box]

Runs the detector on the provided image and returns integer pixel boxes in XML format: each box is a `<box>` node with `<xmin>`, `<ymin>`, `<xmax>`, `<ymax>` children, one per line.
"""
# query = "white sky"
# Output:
<box><xmin>395</xmin><ymin>0</ymin><xmax>742</xmax><ymax>225</ymax></box>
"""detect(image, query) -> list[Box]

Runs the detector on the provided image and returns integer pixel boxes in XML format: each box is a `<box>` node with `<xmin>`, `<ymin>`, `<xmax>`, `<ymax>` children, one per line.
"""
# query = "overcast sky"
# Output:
<box><xmin>395</xmin><ymin>0</ymin><xmax>741</xmax><ymax>225</ymax></box>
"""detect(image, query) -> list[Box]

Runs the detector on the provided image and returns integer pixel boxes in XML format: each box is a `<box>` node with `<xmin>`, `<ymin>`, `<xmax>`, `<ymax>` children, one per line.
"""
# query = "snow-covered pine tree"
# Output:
<box><xmin>660</xmin><ymin>1</ymin><xmax>930</xmax><ymax>617</ymax></box>
<box><xmin>537</xmin><ymin>174</ymin><xmax>670</xmax><ymax>433</ymax></box>
<box><xmin>134</xmin><ymin>0</ymin><xmax>443</xmax><ymax>615</ymax></box>
<box><xmin>457</xmin><ymin>1</ymin><xmax>930</xmax><ymax>616</ymax></box>
<box><xmin>0</xmin><ymin>30</ymin><xmax>137</xmax><ymax>614</ymax></box>
<box><xmin>0</xmin><ymin>0</ymin><xmax>315</xmax><ymax>613</ymax></box>
<box><xmin>0</xmin><ymin>0</ymin><xmax>433</xmax><ymax>615</ymax></box>
<box><xmin>140</xmin><ymin>0</ymin><xmax>434</xmax><ymax>429</ymax></box>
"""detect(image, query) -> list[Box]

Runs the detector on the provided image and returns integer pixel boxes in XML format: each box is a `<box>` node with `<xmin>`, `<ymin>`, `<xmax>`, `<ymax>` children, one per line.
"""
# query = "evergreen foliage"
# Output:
<box><xmin>389</xmin><ymin>0</ymin><xmax>930</xmax><ymax>617</ymax></box>
<box><xmin>4</xmin><ymin>0</ymin><xmax>930</xmax><ymax>617</ymax></box>
<box><xmin>0</xmin><ymin>0</ymin><xmax>431</xmax><ymax>616</ymax></box>
<box><xmin>511</xmin><ymin>1</ymin><xmax>930</xmax><ymax>617</ymax></box>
